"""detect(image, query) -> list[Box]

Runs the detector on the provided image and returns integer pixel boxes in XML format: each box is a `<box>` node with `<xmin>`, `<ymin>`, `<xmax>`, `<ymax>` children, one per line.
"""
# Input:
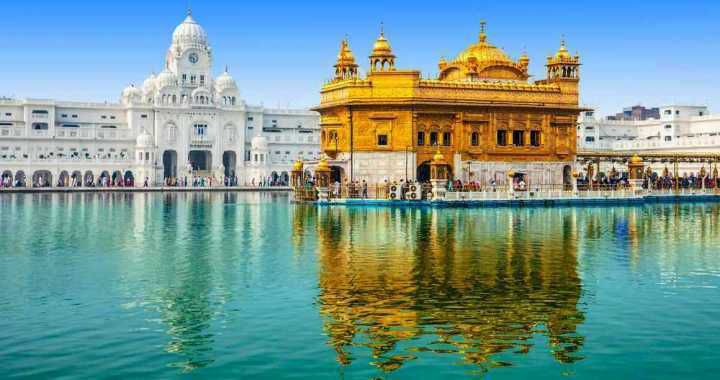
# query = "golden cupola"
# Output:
<box><xmin>369</xmin><ymin>24</ymin><xmax>396</xmax><ymax>72</ymax></box>
<box><xmin>546</xmin><ymin>38</ymin><xmax>580</xmax><ymax>81</ymax></box>
<box><xmin>518</xmin><ymin>49</ymin><xmax>530</xmax><ymax>73</ymax></box>
<box><xmin>438</xmin><ymin>21</ymin><xmax>530</xmax><ymax>82</ymax></box>
<box><xmin>334</xmin><ymin>38</ymin><xmax>359</xmax><ymax>80</ymax></box>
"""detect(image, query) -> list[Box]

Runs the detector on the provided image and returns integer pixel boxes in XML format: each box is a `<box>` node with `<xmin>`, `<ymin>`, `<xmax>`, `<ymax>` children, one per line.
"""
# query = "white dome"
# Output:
<box><xmin>142</xmin><ymin>74</ymin><xmax>156</xmax><ymax>94</ymax></box>
<box><xmin>136</xmin><ymin>129</ymin><xmax>153</xmax><ymax>148</ymax></box>
<box><xmin>156</xmin><ymin>69</ymin><xmax>178</xmax><ymax>88</ymax></box>
<box><xmin>172</xmin><ymin>11</ymin><xmax>208</xmax><ymax>47</ymax></box>
<box><xmin>251</xmin><ymin>136</ymin><xmax>269</xmax><ymax>150</ymax></box>
<box><xmin>121</xmin><ymin>85</ymin><xmax>142</xmax><ymax>104</ymax></box>
<box><xmin>215</xmin><ymin>69</ymin><xmax>237</xmax><ymax>92</ymax></box>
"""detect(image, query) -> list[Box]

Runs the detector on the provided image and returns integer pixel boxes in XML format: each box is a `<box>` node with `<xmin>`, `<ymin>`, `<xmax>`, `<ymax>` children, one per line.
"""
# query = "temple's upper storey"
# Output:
<box><xmin>318</xmin><ymin>22</ymin><xmax>582</xmax><ymax>110</ymax></box>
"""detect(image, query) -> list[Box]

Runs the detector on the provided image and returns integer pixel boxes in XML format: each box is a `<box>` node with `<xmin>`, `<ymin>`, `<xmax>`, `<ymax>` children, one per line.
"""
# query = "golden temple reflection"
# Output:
<box><xmin>293</xmin><ymin>206</ymin><xmax>586</xmax><ymax>372</ymax></box>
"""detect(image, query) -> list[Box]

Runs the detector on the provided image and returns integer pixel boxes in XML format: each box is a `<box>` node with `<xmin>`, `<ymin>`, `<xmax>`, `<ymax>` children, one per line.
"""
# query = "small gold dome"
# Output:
<box><xmin>337</xmin><ymin>39</ymin><xmax>356</xmax><ymax>62</ymax></box>
<box><xmin>629</xmin><ymin>154</ymin><xmax>643</xmax><ymax>164</ymax></box>
<box><xmin>372</xmin><ymin>33</ymin><xmax>392</xmax><ymax>55</ymax></box>
<box><xmin>316</xmin><ymin>157</ymin><xmax>331</xmax><ymax>172</ymax></box>
<box><xmin>432</xmin><ymin>150</ymin><xmax>445</xmax><ymax>163</ymax></box>
<box><xmin>554</xmin><ymin>40</ymin><xmax>571</xmax><ymax>60</ymax></box>
<box><xmin>519</xmin><ymin>51</ymin><xmax>530</xmax><ymax>64</ymax></box>
<box><xmin>293</xmin><ymin>159</ymin><xmax>303</xmax><ymax>171</ymax></box>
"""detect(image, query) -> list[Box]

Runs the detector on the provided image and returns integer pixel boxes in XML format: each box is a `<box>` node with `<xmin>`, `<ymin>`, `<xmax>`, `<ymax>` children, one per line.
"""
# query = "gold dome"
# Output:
<box><xmin>554</xmin><ymin>39</ymin><xmax>572</xmax><ymax>60</ymax></box>
<box><xmin>337</xmin><ymin>39</ymin><xmax>356</xmax><ymax>62</ymax></box>
<box><xmin>316</xmin><ymin>157</ymin><xmax>331</xmax><ymax>172</ymax></box>
<box><xmin>455</xmin><ymin>38</ymin><xmax>513</xmax><ymax>66</ymax></box>
<box><xmin>519</xmin><ymin>50</ymin><xmax>530</xmax><ymax>65</ymax></box>
<box><xmin>293</xmin><ymin>159</ymin><xmax>304</xmax><ymax>171</ymax></box>
<box><xmin>372</xmin><ymin>33</ymin><xmax>393</xmax><ymax>55</ymax></box>
<box><xmin>432</xmin><ymin>150</ymin><xmax>445</xmax><ymax>163</ymax></box>
<box><xmin>629</xmin><ymin>154</ymin><xmax>643</xmax><ymax>164</ymax></box>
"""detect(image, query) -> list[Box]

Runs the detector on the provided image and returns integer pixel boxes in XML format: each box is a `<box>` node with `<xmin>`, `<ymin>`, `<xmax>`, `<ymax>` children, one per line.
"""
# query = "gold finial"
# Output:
<box><xmin>479</xmin><ymin>20</ymin><xmax>487</xmax><ymax>42</ymax></box>
<box><xmin>380</xmin><ymin>21</ymin><xmax>384</xmax><ymax>37</ymax></box>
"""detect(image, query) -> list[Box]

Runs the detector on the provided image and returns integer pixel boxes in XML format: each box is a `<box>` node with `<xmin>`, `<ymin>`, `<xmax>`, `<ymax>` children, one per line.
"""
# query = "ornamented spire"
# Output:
<box><xmin>479</xmin><ymin>20</ymin><xmax>487</xmax><ymax>43</ymax></box>
<box><xmin>369</xmin><ymin>23</ymin><xmax>396</xmax><ymax>72</ymax></box>
<box><xmin>334</xmin><ymin>37</ymin><xmax>358</xmax><ymax>80</ymax></box>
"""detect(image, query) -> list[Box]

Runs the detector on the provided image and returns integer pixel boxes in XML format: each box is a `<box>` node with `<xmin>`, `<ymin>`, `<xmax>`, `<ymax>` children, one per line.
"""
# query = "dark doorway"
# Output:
<box><xmin>163</xmin><ymin>150</ymin><xmax>178</xmax><ymax>178</ymax></box>
<box><xmin>223</xmin><ymin>151</ymin><xmax>237</xmax><ymax>177</ymax></box>
<box><xmin>563</xmin><ymin>165</ymin><xmax>572</xmax><ymax>190</ymax></box>
<box><xmin>189</xmin><ymin>150</ymin><xmax>212</xmax><ymax>171</ymax></box>
<box><xmin>416</xmin><ymin>161</ymin><xmax>431</xmax><ymax>182</ymax></box>
<box><xmin>330</xmin><ymin>166</ymin><xmax>344</xmax><ymax>183</ymax></box>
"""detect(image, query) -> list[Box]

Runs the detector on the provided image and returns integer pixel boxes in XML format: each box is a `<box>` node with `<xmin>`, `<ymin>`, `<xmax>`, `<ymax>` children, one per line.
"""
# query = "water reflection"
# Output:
<box><xmin>294</xmin><ymin>206</ymin><xmax>585</xmax><ymax>373</ymax></box>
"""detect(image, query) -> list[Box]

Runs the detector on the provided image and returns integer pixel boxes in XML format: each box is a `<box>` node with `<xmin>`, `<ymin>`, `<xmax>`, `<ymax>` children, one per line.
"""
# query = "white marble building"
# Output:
<box><xmin>0</xmin><ymin>10</ymin><xmax>319</xmax><ymax>187</ymax></box>
<box><xmin>577</xmin><ymin>105</ymin><xmax>720</xmax><ymax>173</ymax></box>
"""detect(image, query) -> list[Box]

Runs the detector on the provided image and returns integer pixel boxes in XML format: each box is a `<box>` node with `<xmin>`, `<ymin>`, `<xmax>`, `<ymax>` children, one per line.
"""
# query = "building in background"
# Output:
<box><xmin>578</xmin><ymin>105</ymin><xmax>718</xmax><ymax>173</ymax></box>
<box><xmin>0</xmin><ymin>10</ymin><xmax>319</xmax><ymax>187</ymax></box>
<box><xmin>312</xmin><ymin>22</ymin><xmax>584</xmax><ymax>187</ymax></box>
<box><xmin>606</xmin><ymin>105</ymin><xmax>660</xmax><ymax>121</ymax></box>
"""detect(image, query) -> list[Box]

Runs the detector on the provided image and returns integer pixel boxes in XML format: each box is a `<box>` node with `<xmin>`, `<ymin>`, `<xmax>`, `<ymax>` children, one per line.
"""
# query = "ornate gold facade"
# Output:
<box><xmin>314</xmin><ymin>23</ymin><xmax>584</xmax><ymax>183</ymax></box>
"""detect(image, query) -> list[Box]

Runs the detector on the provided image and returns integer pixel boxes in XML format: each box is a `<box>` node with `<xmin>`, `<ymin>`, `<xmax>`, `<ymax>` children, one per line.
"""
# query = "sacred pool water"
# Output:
<box><xmin>1</xmin><ymin>192</ymin><xmax>719</xmax><ymax>379</ymax></box>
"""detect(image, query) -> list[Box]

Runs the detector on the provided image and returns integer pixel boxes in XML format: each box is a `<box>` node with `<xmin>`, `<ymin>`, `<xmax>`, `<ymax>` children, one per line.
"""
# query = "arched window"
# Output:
<box><xmin>225</xmin><ymin>125</ymin><xmax>235</xmax><ymax>142</ymax></box>
<box><xmin>471</xmin><ymin>132</ymin><xmax>479</xmax><ymax>146</ymax></box>
<box><xmin>167</xmin><ymin>125</ymin><xmax>178</xmax><ymax>143</ymax></box>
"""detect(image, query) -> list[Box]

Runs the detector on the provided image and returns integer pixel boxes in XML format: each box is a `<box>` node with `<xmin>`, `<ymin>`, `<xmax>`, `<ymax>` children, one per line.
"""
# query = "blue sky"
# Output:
<box><xmin>1</xmin><ymin>0</ymin><xmax>719</xmax><ymax>116</ymax></box>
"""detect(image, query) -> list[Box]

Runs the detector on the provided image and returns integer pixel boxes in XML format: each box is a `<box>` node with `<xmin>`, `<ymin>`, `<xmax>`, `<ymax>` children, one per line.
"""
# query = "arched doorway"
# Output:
<box><xmin>271</xmin><ymin>171</ymin><xmax>279</xmax><ymax>185</ymax></box>
<box><xmin>188</xmin><ymin>150</ymin><xmax>212</xmax><ymax>171</ymax></box>
<box><xmin>330</xmin><ymin>166</ymin><xmax>344</xmax><ymax>184</ymax></box>
<box><xmin>32</xmin><ymin>170</ymin><xmax>52</xmax><ymax>187</ymax></box>
<box><xmin>563</xmin><ymin>165</ymin><xmax>573</xmax><ymax>190</ymax></box>
<box><xmin>1</xmin><ymin>170</ymin><xmax>12</xmax><ymax>187</ymax></box>
<box><xmin>222</xmin><ymin>151</ymin><xmax>237</xmax><ymax>177</ymax></box>
<box><xmin>14</xmin><ymin>171</ymin><xmax>26</xmax><ymax>187</ymax></box>
<box><xmin>112</xmin><ymin>170</ymin><xmax>123</xmax><ymax>186</ymax></box>
<box><xmin>416</xmin><ymin>161</ymin><xmax>431</xmax><ymax>182</ymax></box>
<box><xmin>163</xmin><ymin>150</ymin><xmax>178</xmax><ymax>179</ymax></box>
<box><xmin>99</xmin><ymin>170</ymin><xmax>110</xmax><ymax>187</ymax></box>
<box><xmin>281</xmin><ymin>171</ymin><xmax>289</xmax><ymax>185</ymax></box>
<box><xmin>58</xmin><ymin>171</ymin><xmax>70</xmax><ymax>187</ymax></box>
<box><xmin>71</xmin><ymin>171</ymin><xmax>82</xmax><ymax>187</ymax></box>
<box><xmin>84</xmin><ymin>171</ymin><xmax>94</xmax><ymax>187</ymax></box>
<box><xmin>124</xmin><ymin>171</ymin><xmax>135</xmax><ymax>186</ymax></box>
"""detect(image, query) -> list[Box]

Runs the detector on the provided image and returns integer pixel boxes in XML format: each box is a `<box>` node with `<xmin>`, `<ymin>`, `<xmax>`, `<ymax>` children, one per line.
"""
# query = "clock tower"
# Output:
<box><xmin>166</xmin><ymin>9</ymin><xmax>213</xmax><ymax>91</ymax></box>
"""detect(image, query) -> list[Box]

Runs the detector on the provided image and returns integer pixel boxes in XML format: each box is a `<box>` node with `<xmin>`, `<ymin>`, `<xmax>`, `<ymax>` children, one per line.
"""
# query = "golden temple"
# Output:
<box><xmin>313</xmin><ymin>22</ymin><xmax>584</xmax><ymax>186</ymax></box>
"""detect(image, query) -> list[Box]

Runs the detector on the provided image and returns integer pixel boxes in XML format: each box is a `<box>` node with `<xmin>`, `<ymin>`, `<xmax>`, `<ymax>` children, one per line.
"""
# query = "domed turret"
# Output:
<box><xmin>121</xmin><ymin>84</ymin><xmax>142</xmax><ymax>105</ymax></box>
<box><xmin>155</xmin><ymin>68</ymin><xmax>178</xmax><ymax>89</ymax></box>
<box><xmin>553</xmin><ymin>39</ymin><xmax>572</xmax><ymax>60</ymax></box>
<box><xmin>172</xmin><ymin>9</ymin><xmax>208</xmax><ymax>48</ymax></box>
<box><xmin>142</xmin><ymin>73</ymin><xmax>156</xmax><ymax>95</ymax></box>
<box><xmin>333</xmin><ymin>38</ymin><xmax>359</xmax><ymax>80</ymax></box>
<box><xmin>546</xmin><ymin>37</ymin><xmax>580</xmax><ymax>81</ymax></box>
<box><xmin>215</xmin><ymin>67</ymin><xmax>238</xmax><ymax>92</ymax></box>
<box><xmin>251</xmin><ymin>136</ymin><xmax>269</xmax><ymax>151</ymax></box>
<box><xmin>293</xmin><ymin>159</ymin><xmax>304</xmax><ymax>171</ymax></box>
<box><xmin>369</xmin><ymin>23</ymin><xmax>396</xmax><ymax>72</ymax></box>
<box><xmin>136</xmin><ymin>129</ymin><xmax>153</xmax><ymax>148</ymax></box>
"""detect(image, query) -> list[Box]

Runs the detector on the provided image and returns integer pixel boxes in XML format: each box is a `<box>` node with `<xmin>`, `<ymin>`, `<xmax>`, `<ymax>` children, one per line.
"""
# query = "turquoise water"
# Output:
<box><xmin>1</xmin><ymin>193</ymin><xmax>719</xmax><ymax>379</ymax></box>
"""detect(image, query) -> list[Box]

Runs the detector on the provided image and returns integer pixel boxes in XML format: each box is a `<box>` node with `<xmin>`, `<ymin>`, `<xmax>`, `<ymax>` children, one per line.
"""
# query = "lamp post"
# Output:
<box><xmin>404</xmin><ymin>146</ymin><xmax>411</xmax><ymax>181</ymax></box>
